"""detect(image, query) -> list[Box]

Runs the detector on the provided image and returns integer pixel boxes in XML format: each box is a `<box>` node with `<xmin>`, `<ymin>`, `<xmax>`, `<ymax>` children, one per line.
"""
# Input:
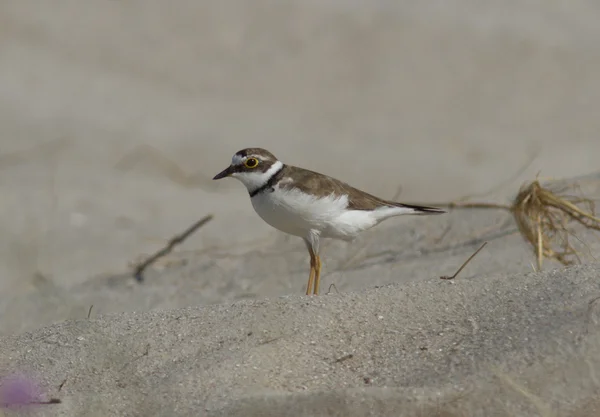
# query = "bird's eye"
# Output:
<box><xmin>244</xmin><ymin>158</ymin><xmax>259</xmax><ymax>168</ymax></box>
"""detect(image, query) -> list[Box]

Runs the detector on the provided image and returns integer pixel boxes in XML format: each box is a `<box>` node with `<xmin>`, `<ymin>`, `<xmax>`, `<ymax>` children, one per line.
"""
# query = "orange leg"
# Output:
<box><xmin>306</xmin><ymin>248</ymin><xmax>316</xmax><ymax>296</ymax></box>
<box><xmin>313</xmin><ymin>255</ymin><xmax>322</xmax><ymax>295</ymax></box>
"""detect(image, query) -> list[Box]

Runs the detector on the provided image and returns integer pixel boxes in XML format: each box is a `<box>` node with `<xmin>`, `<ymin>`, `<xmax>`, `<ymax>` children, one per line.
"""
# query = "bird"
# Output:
<box><xmin>213</xmin><ymin>148</ymin><xmax>445</xmax><ymax>295</ymax></box>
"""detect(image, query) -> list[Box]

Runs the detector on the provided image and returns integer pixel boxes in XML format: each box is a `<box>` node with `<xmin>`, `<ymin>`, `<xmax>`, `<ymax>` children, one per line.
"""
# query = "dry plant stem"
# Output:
<box><xmin>38</xmin><ymin>399</ymin><xmax>62</xmax><ymax>405</ymax></box>
<box><xmin>512</xmin><ymin>180</ymin><xmax>600</xmax><ymax>268</ymax></box>
<box><xmin>414</xmin><ymin>177</ymin><xmax>600</xmax><ymax>270</ymax></box>
<box><xmin>133</xmin><ymin>214</ymin><xmax>214</xmax><ymax>282</ymax></box>
<box><xmin>326</xmin><ymin>283</ymin><xmax>339</xmax><ymax>295</ymax></box>
<box><xmin>58</xmin><ymin>378</ymin><xmax>68</xmax><ymax>392</ymax></box>
<box><xmin>1</xmin><ymin>399</ymin><xmax>62</xmax><ymax>406</ymax></box>
<box><xmin>424</xmin><ymin>202</ymin><xmax>512</xmax><ymax>210</ymax></box>
<box><xmin>440</xmin><ymin>241</ymin><xmax>488</xmax><ymax>280</ymax></box>
<box><xmin>333</xmin><ymin>354</ymin><xmax>354</xmax><ymax>363</ymax></box>
<box><xmin>536</xmin><ymin>213</ymin><xmax>543</xmax><ymax>271</ymax></box>
<box><xmin>585</xmin><ymin>295</ymin><xmax>600</xmax><ymax>335</ymax></box>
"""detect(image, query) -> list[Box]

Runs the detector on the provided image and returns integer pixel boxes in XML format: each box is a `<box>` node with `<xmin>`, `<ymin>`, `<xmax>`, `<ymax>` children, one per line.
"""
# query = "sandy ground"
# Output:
<box><xmin>1</xmin><ymin>1</ymin><xmax>600</xmax><ymax>416</ymax></box>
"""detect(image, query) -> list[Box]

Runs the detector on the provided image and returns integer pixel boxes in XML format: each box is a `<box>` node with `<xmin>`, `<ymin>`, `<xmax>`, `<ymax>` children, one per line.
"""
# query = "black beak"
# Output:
<box><xmin>213</xmin><ymin>165</ymin><xmax>234</xmax><ymax>180</ymax></box>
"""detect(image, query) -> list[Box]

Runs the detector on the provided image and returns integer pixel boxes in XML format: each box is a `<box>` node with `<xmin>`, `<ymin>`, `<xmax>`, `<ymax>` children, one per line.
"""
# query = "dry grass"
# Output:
<box><xmin>513</xmin><ymin>179</ymin><xmax>600</xmax><ymax>270</ymax></box>
<box><xmin>420</xmin><ymin>176</ymin><xmax>600</xmax><ymax>271</ymax></box>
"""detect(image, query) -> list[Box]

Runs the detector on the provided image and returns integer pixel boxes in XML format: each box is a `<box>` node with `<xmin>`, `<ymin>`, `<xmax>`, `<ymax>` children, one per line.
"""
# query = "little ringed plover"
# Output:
<box><xmin>213</xmin><ymin>148</ymin><xmax>445</xmax><ymax>295</ymax></box>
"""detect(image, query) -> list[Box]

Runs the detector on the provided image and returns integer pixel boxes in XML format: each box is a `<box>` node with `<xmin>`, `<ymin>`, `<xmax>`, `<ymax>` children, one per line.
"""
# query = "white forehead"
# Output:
<box><xmin>232</xmin><ymin>154</ymin><xmax>246</xmax><ymax>165</ymax></box>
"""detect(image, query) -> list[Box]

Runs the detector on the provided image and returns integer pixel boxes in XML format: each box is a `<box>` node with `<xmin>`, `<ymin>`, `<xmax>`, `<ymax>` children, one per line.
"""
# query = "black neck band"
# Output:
<box><xmin>249</xmin><ymin>164</ymin><xmax>285</xmax><ymax>198</ymax></box>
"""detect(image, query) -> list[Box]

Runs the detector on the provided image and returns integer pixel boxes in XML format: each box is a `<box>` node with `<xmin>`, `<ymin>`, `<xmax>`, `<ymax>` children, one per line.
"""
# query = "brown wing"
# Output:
<box><xmin>279</xmin><ymin>165</ymin><xmax>444</xmax><ymax>213</ymax></box>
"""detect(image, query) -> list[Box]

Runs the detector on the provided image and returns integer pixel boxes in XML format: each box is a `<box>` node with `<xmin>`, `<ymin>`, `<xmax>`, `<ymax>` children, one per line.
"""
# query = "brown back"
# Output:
<box><xmin>278</xmin><ymin>165</ymin><xmax>443</xmax><ymax>213</ymax></box>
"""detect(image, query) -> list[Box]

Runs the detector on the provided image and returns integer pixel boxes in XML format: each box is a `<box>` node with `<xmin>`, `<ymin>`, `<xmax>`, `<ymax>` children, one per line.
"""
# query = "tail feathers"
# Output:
<box><xmin>389</xmin><ymin>202</ymin><xmax>446</xmax><ymax>215</ymax></box>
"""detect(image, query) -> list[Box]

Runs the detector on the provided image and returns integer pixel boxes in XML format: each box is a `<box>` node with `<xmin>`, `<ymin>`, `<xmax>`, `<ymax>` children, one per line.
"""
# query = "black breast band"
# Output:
<box><xmin>249</xmin><ymin>164</ymin><xmax>285</xmax><ymax>198</ymax></box>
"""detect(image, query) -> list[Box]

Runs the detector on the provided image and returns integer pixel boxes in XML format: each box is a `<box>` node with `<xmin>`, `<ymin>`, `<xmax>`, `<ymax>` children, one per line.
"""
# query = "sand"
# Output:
<box><xmin>2</xmin><ymin>1</ymin><xmax>600</xmax><ymax>416</ymax></box>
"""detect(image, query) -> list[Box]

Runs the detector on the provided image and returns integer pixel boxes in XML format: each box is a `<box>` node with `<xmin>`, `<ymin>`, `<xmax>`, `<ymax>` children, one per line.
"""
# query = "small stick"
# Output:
<box><xmin>87</xmin><ymin>305</ymin><xmax>94</xmax><ymax>319</ymax></box>
<box><xmin>333</xmin><ymin>353</ymin><xmax>354</xmax><ymax>363</ymax></box>
<box><xmin>440</xmin><ymin>241</ymin><xmax>488</xmax><ymax>280</ymax></box>
<box><xmin>326</xmin><ymin>283</ymin><xmax>339</xmax><ymax>295</ymax></box>
<box><xmin>133</xmin><ymin>214</ymin><xmax>214</xmax><ymax>282</ymax></box>
<box><xmin>585</xmin><ymin>295</ymin><xmax>600</xmax><ymax>335</ymax></box>
<box><xmin>417</xmin><ymin>202</ymin><xmax>512</xmax><ymax>211</ymax></box>
<box><xmin>58</xmin><ymin>377</ymin><xmax>68</xmax><ymax>392</ymax></box>
<box><xmin>37</xmin><ymin>398</ymin><xmax>62</xmax><ymax>405</ymax></box>
<box><xmin>536</xmin><ymin>214</ymin><xmax>543</xmax><ymax>271</ymax></box>
<box><xmin>1</xmin><ymin>399</ymin><xmax>62</xmax><ymax>406</ymax></box>
<box><xmin>391</xmin><ymin>185</ymin><xmax>403</xmax><ymax>201</ymax></box>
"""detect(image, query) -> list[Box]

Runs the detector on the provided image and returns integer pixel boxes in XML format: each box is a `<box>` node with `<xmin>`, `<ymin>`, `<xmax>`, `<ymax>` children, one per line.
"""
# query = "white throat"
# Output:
<box><xmin>232</xmin><ymin>160</ymin><xmax>283</xmax><ymax>194</ymax></box>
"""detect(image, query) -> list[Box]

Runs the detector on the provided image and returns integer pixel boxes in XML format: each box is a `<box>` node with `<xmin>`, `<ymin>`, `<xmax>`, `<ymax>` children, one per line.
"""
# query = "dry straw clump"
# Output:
<box><xmin>512</xmin><ymin>179</ymin><xmax>600</xmax><ymax>270</ymax></box>
<box><xmin>430</xmin><ymin>176</ymin><xmax>600</xmax><ymax>271</ymax></box>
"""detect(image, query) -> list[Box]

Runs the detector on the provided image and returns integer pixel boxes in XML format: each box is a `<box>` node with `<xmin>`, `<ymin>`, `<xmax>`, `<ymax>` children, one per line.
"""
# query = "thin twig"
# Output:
<box><xmin>422</xmin><ymin>202</ymin><xmax>512</xmax><ymax>211</ymax></box>
<box><xmin>391</xmin><ymin>185</ymin><xmax>403</xmax><ymax>201</ymax></box>
<box><xmin>440</xmin><ymin>242</ymin><xmax>488</xmax><ymax>280</ymax></box>
<box><xmin>1</xmin><ymin>399</ymin><xmax>62</xmax><ymax>406</ymax></box>
<box><xmin>119</xmin><ymin>344</ymin><xmax>150</xmax><ymax>371</ymax></box>
<box><xmin>133</xmin><ymin>214</ymin><xmax>214</xmax><ymax>282</ymax></box>
<box><xmin>333</xmin><ymin>353</ymin><xmax>354</xmax><ymax>363</ymax></box>
<box><xmin>536</xmin><ymin>213</ymin><xmax>543</xmax><ymax>271</ymax></box>
<box><xmin>585</xmin><ymin>295</ymin><xmax>600</xmax><ymax>335</ymax></box>
<box><xmin>58</xmin><ymin>377</ymin><xmax>68</xmax><ymax>392</ymax></box>
<box><xmin>326</xmin><ymin>283</ymin><xmax>339</xmax><ymax>295</ymax></box>
<box><xmin>259</xmin><ymin>336</ymin><xmax>284</xmax><ymax>345</ymax></box>
<box><xmin>87</xmin><ymin>305</ymin><xmax>94</xmax><ymax>319</ymax></box>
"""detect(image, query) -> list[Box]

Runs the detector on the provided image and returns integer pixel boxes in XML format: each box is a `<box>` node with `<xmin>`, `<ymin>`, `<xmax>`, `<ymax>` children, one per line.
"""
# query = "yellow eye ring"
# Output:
<box><xmin>244</xmin><ymin>158</ymin><xmax>259</xmax><ymax>168</ymax></box>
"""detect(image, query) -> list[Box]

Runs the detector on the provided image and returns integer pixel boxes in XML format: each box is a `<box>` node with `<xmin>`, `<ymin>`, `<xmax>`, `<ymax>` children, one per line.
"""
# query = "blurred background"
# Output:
<box><xmin>1</xmin><ymin>0</ymin><xmax>600</xmax><ymax>334</ymax></box>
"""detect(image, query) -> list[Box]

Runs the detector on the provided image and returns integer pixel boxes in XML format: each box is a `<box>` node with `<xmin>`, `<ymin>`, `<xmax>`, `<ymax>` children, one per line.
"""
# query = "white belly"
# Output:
<box><xmin>250</xmin><ymin>186</ymin><xmax>379</xmax><ymax>240</ymax></box>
